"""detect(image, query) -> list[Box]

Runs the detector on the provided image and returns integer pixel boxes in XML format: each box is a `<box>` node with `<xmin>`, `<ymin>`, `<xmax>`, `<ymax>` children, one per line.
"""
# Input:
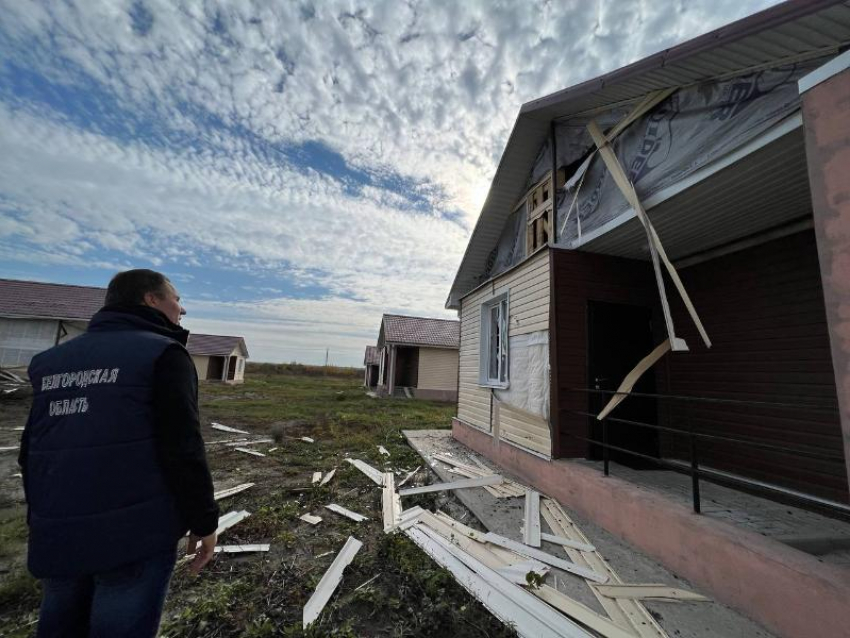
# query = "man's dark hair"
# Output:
<box><xmin>105</xmin><ymin>269</ymin><xmax>172</xmax><ymax>306</ymax></box>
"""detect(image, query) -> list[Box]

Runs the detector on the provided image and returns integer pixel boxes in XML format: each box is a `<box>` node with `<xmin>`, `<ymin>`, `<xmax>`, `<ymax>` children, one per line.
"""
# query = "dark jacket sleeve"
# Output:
<box><xmin>152</xmin><ymin>345</ymin><xmax>219</xmax><ymax>537</ymax></box>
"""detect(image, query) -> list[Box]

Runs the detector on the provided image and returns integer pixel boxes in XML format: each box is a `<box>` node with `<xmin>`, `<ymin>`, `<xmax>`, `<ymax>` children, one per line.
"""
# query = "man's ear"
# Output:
<box><xmin>142</xmin><ymin>291</ymin><xmax>159</xmax><ymax>308</ymax></box>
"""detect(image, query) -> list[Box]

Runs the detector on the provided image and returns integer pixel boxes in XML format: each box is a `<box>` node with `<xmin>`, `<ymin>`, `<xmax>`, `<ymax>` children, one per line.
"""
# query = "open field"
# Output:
<box><xmin>0</xmin><ymin>366</ymin><xmax>516</xmax><ymax>637</ymax></box>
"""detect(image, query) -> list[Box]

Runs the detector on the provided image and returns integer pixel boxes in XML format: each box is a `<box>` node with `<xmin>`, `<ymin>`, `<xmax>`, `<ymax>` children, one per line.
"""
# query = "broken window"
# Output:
<box><xmin>525</xmin><ymin>175</ymin><xmax>551</xmax><ymax>254</ymax></box>
<box><xmin>480</xmin><ymin>294</ymin><xmax>509</xmax><ymax>387</ymax></box>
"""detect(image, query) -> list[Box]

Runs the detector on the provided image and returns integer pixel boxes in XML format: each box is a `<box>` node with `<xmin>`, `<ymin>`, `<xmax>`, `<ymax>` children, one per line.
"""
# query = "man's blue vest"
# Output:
<box><xmin>25</xmin><ymin>308</ymin><xmax>189</xmax><ymax>578</ymax></box>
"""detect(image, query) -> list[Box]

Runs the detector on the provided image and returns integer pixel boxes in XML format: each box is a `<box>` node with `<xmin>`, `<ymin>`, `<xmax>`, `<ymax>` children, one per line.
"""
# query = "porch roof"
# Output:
<box><xmin>187</xmin><ymin>334</ymin><xmax>249</xmax><ymax>358</ymax></box>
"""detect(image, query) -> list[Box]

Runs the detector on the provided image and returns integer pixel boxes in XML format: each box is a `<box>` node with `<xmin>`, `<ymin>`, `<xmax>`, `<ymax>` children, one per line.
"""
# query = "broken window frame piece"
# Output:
<box><xmin>521</xmin><ymin>173</ymin><xmax>553</xmax><ymax>255</ymax></box>
<box><xmin>479</xmin><ymin>293</ymin><xmax>509</xmax><ymax>387</ymax></box>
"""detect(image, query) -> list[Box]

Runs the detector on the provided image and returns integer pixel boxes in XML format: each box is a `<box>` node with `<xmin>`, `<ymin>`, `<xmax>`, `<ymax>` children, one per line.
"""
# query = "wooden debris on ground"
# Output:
<box><xmin>312</xmin><ymin>472</ymin><xmax>322</xmax><ymax>484</ymax></box>
<box><xmin>211</xmin><ymin>422</ymin><xmax>250</xmax><ymax>435</ymax></box>
<box><xmin>594</xmin><ymin>584</ymin><xmax>709</xmax><ymax>602</ymax></box>
<box><xmin>431</xmin><ymin>452</ymin><xmax>524</xmax><ymax>498</ymax></box>
<box><xmin>299</xmin><ymin>513</ymin><xmax>323</xmax><ymax>525</ymax></box>
<box><xmin>382</xmin><ymin>472</ymin><xmax>402</xmax><ymax>532</ymax></box>
<box><xmin>300</xmin><ymin>437</ymin><xmax>315</xmax><ymax>443</ymax></box>
<box><xmin>268</xmin><ymin>447</ymin><xmax>279</xmax><ymax>452</ymax></box>
<box><xmin>215</xmin><ymin>544</ymin><xmax>270</xmax><ymax>554</ymax></box>
<box><xmin>377</xmin><ymin>445</ymin><xmax>390</xmax><ymax>456</ymax></box>
<box><xmin>213</xmin><ymin>483</ymin><xmax>255</xmax><ymax>500</ymax></box>
<box><xmin>523</xmin><ymin>489</ymin><xmax>542</xmax><ymax>548</ymax></box>
<box><xmin>397</xmin><ymin>465</ymin><xmax>420</xmax><ymax>487</ymax></box>
<box><xmin>303</xmin><ymin>536</ymin><xmax>363</xmax><ymax>628</ymax></box>
<box><xmin>234</xmin><ymin>447</ymin><xmax>266</xmax><ymax>457</ymax></box>
<box><xmin>224</xmin><ymin>438</ymin><xmax>274</xmax><ymax>447</ymax></box>
<box><xmin>398</xmin><ymin>474</ymin><xmax>502</xmax><ymax>497</ymax></box>
<box><xmin>344</xmin><ymin>458</ymin><xmax>384</xmax><ymax>486</ymax></box>
<box><xmin>325</xmin><ymin>504</ymin><xmax>368</xmax><ymax>522</ymax></box>
<box><xmin>215</xmin><ymin>510</ymin><xmax>251</xmax><ymax>536</ymax></box>
<box><xmin>319</xmin><ymin>469</ymin><xmax>336</xmax><ymax>486</ymax></box>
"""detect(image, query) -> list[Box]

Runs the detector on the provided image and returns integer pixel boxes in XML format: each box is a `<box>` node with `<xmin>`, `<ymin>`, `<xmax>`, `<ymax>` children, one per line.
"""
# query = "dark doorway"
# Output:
<box><xmin>394</xmin><ymin>347</ymin><xmax>419</xmax><ymax>388</ymax></box>
<box><xmin>587</xmin><ymin>301</ymin><xmax>659</xmax><ymax>467</ymax></box>
<box><xmin>207</xmin><ymin>356</ymin><xmax>224</xmax><ymax>381</ymax></box>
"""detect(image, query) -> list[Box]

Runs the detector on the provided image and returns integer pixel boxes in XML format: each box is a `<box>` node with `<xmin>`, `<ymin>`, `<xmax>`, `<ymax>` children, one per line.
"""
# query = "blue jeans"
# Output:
<box><xmin>37</xmin><ymin>548</ymin><xmax>177</xmax><ymax>638</ymax></box>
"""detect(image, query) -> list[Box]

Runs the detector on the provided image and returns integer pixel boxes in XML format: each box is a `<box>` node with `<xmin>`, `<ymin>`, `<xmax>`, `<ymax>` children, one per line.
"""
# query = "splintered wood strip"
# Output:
<box><xmin>523</xmin><ymin>490</ymin><xmax>542</xmax><ymax>548</ymax></box>
<box><xmin>382</xmin><ymin>472</ymin><xmax>401</xmax><ymax>531</ymax></box>
<box><xmin>397</xmin><ymin>466</ymin><xmax>420</xmax><ymax>488</ymax></box>
<box><xmin>211</xmin><ymin>422</ymin><xmax>250</xmax><ymax>435</ymax></box>
<box><xmin>303</xmin><ymin>536</ymin><xmax>362</xmax><ymax>628</ymax></box>
<box><xmin>325</xmin><ymin>504</ymin><xmax>368</xmax><ymax>522</ymax></box>
<box><xmin>482</xmin><ymin>532</ymin><xmax>607</xmax><ymax>584</ymax></box>
<box><xmin>319</xmin><ymin>469</ymin><xmax>336</xmax><ymax>486</ymax></box>
<box><xmin>399</xmin><ymin>475</ymin><xmax>502</xmax><ymax>497</ymax></box>
<box><xmin>234</xmin><ymin>447</ymin><xmax>266</xmax><ymax>457</ymax></box>
<box><xmin>541</xmin><ymin>499</ymin><xmax>668</xmax><ymax>638</ymax></box>
<box><xmin>345</xmin><ymin>458</ymin><xmax>384</xmax><ymax>486</ymax></box>
<box><xmin>215</xmin><ymin>544</ymin><xmax>270</xmax><ymax>554</ymax></box>
<box><xmin>214</xmin><ymin>483</ymin><xmax>255</xmax><ymax>500</ymax></box>
<box><xmin>595</xmin><ymin>584</ymin><xmax>709</xmax><ymax>602</ymax></box>
<box><xmin>312</xmin><ymin>472</ymin><xmax>322</xmax><ymax>484</ymax></box>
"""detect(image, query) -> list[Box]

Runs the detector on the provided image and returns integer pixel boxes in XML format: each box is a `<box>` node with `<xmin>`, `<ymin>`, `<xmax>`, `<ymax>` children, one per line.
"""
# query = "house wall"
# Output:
<box><xmin>551</xmin><ymin>231</ymin><xmax>847</xmax><ymax>503</ymax></box>
<box><xmin>458</xmin><ymin>248</ymin><xmax>551</xmax><ymax>457</ymax></box>
<box><xmin>417</xmin><ymin>347</ymin><xmax>458</xmax><ymax>392</ymax></box>
<box><xmin>0</xmin><ymin>318</ymin><xmax>60</xmax><ymax>368</ymax></box>
<box><xmin>551</xmin><ymin>249</ymin><xmax>662</xmax><ymax>458</ymax></box>
<box><xmin>233</xmin><ymin>356</ymin><xmax>245</xmax><ymax>382</ymax></box>
<box><xmin>801</xmin><ymin>57</ymin><xmax>850</xmax><ymax>497</ymax></box>
<box><xmin>663</xmin><ymin>230</ymin><xmax>847</xmax><ymax>502</ymax></box>
<box><xmin>192</xmin><ymin>355</ymin><xmax>210</xmax><ymax>380</ymax></box>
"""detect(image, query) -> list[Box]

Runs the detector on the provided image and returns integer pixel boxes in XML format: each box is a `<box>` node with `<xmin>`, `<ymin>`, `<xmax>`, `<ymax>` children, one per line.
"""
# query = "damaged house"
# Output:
<box><xmin>363</xmin><ymin>345</ymin><xmax>380</xmax><ymax>388</ymax></box>
<box><xmin>447</xmin><ymin>3</ymin><xmax>850</xmax><ymax>637</ymax></box>
<box><xmin>375</xmin><ymin>314</ymin><xmax>459</xmax><ymax>401</ymax></box>
<box><xmin>187</xmin><ymin>334</ymin><xmax>249</xmax><ymax>384</ymax></box>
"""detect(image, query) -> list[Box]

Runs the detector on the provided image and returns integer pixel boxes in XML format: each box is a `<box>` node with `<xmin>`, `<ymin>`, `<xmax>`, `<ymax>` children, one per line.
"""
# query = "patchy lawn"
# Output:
<box><xmin>0</xmin><ymin>367</ymin><xmax>516</xmax><ymax>637</ymax></box>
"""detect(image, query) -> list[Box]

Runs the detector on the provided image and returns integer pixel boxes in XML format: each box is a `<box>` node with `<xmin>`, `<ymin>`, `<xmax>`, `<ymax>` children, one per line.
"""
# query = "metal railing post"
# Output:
<box><xmin>690</xmin><ymin>425</ymin><xmax>701</xmax><ymax>514</ymax></box>
<box><xmin>602</xmin><ymin>417</ymin><xmax>610</xmax><ymax>477</ymax></box>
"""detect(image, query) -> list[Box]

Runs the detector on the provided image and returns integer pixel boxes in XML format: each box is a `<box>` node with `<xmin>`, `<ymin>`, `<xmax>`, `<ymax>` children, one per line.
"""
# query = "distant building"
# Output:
<box><xmin>363</xmin><ymin>345</ymin><xmax>380</xmax><ymax>388</ymax></box>
<box><xmin>0</xmin><ymin>279</ymin><xmax>248</xmax><ymax>382</ymax></box>
<box><xmin>375</xmin><ymin>314</ymin><xmax>459</xmax><ymax>402</ymax></box>
<box><xmin>187</xmin><ymin>334</ymin><xmax>249</xmax><ymax>384</ymax></box>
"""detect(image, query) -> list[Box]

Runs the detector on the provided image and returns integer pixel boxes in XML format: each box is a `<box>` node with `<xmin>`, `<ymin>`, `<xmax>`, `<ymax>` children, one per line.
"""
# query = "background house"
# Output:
<box><xmin>186</xmin><ymin>334</ymin><xmax>249</xmax><ymax>384</ymax></box>
<box><xmin>375</xmin><ymin>314</ymin><xmax>459</xmax><ymax>401</ymax></box>
<box><xmin>0</xmin><ymin>279</ymin><xmax>105</xmax><ymax>368</ymax></box>
<box><xmin>363</xmin><ymin>345</ymin><xmax>380</xmax><ymax>387</ymax></box>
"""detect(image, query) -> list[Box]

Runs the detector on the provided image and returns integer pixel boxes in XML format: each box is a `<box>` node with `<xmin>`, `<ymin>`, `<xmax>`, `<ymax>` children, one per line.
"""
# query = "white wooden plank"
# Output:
<box><xmin>312</xmin><ymin>472</ymin><xmax>322</xmax><ymax>484</ymax></box>
<box><xmin>345</xmin><ymin>458</ymin><xmax>384</xmax><ymax>486</ymax></box>
<box><xmin>540</xmin><ymin>533</ymin><xmax>595</xmax><ymax>553</ymax></box>
<box><xmin>595</xmin><ymin>584</ymin><xmax>709</xmax><ymax>602</ymax></box>
<box><xmin>214</xmin><ymin>483</ymin><xmax>255</xmax><ymax>500</ymax></box>
<box><xmin>523</xmin><ymin>490</ymin><xmax>542</xmax><ymax>548</ymax></box>
<box><xmin>303</xmin><ymin>536</ymin><xmax>363</xmax><ymax>628</ymax></box>
<box><xmin>399</xmin><ymin>475</ymin><xmax>502</xmax><ymax>497</ymax></box>
<box><xmin>223</xmin><ymin>438</ymin><xmax>274</xmax><ymax>447</ymax></box>
<box><xmin>215</xmin><ymin>510</ymin><xmax>250</xmax><ymax>536</ymax></box>
<box><xmin>215</xmin><ymin>543</ymin><xmax>270</xmax><ymax>554</ymax></box>
<box><xmin>211</xmin><ymin>422</ymin><xmax>249</xmax><ymax>435</ymax></box>
<box><xmin>300</xmin><ymin>437</ymin><xmax>315</xmax><ymax>443</ymax></box>
<box><xmin>397</xmin><ymin>466</ymin><xmax>420</xmax><ymax>488</ymax></box>
<box><xmin>536</xmin><ymin>585</ymin><xmax>639</xmax><ymax>638</ymax></box>
<box><xmin>325</xmin><ymin>504</ymin><xmax>368</xmax><ymax>522</ymax></box>
<box><xmin>408</xmin><ymin>525</ymin><xmax>591</xmax><ymax>638</ymax></box>
<box><xmin>300</xmin><ymin>513</ymin><xmax>322</xmax><ymax>525</ymax></box>
<box><xmin>319</xmin><ymin>469</ymin><xmax>336</xmax><ymax>486</ymax></box>
<box><xmin>234</xmin><ymin>447</ymin><xmax>266</xmax><ymax>457</ymax></box>
<box><xmin>382</xmin><ymin>472</ymin><xmax>402</xmax><ymax>532</ymax></box>
<box><xmin>482</xmin><ymin>533</ymin><xmax>608</xmax><ymax>584</ymax></box>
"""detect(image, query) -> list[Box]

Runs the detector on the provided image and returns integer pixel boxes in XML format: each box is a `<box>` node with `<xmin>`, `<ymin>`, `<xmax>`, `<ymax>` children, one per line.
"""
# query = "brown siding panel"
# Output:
<box><xmin>552</xmin><ymin>230</ymin><xmax>848</xmax><ymax>503</ymax></box>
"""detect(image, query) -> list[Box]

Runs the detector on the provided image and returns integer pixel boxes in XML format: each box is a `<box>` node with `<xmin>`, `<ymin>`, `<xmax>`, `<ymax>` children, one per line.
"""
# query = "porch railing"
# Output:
<box><xmin>564</xmin><ymin>388</ymin><xmax>850</xmax><ymax>519</ymax></box>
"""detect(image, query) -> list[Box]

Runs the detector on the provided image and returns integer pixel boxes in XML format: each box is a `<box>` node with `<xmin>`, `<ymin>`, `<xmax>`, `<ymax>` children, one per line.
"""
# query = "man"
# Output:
<box><xmin>19</xmin><ymin>269</ymin><xmax>219</xmax><ymax>638</ymax></box>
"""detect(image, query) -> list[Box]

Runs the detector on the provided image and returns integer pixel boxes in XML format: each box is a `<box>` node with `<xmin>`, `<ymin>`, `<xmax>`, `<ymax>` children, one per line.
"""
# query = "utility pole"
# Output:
<box><xmin>324</xmin><ymin>348</ymin><xmax>329</xmax><ymax>373</ymax></box>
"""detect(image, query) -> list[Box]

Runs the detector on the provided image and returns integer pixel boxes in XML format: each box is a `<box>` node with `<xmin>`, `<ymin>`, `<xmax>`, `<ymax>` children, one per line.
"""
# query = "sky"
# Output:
<box><xmin>0</xmin><ymin>0</ymin><xmax>779</xmax><ymax>366</ymax></box>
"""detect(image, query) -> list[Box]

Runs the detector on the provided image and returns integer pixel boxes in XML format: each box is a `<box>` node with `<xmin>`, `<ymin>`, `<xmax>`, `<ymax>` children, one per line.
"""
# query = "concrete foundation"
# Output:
<box><xmin>453</xmin><ymin>417</ymin><xmax>850</xmax><ymax>638</ymax></box>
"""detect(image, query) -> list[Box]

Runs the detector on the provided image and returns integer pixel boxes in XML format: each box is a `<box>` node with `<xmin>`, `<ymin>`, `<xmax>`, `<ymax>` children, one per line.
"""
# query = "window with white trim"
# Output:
<box><xmin>480</xmin><ymin>294</ymin><xmax>509</xmax><ymax>387</ymax></box>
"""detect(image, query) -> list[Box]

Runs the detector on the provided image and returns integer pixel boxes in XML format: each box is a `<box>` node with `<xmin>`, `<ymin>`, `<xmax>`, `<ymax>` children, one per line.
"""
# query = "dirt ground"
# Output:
<box><xmin>0</xmin><ymin>366</ymin><xmax>517</xmax><ymax>637</ymax></box>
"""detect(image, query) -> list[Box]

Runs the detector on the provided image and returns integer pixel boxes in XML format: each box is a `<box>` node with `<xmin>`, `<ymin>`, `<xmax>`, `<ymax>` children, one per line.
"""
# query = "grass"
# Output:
<box><xmin>0</xmin><ymin>368</ymin><xmax>516</xmax><ymax>637</ymax></box>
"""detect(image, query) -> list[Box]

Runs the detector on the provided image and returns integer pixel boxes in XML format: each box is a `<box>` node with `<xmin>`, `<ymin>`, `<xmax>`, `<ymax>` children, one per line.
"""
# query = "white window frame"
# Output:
<box><xmin>479</xmin><ymin>293</ymin><xmax>509</xmax><ymax>388</ymax></box>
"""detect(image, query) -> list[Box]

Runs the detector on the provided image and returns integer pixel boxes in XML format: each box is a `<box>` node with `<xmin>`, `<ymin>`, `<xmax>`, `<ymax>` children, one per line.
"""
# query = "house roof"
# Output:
<box><xmin>364</xmin><ymin>345</ymin><xmax>381</xmax><ymax>365</ymax></box>
<box><xmin>380</xmin><ymin>314</ymin><xmax>460</xmax><ymax>349</ymax></box>
<box><xmin>187</xmin><ymin>334</ymin><xmax>249</xmax><ymax>358</ymax></box>
<box><xmin>0</xmin><ymin>278</ymin><xmax>106</xmax><ymax>321</ymax></box>
<box><xmin>447</xmin><ymin>0</ymin><xmax>850</xmax><ymax>308</ymax></box>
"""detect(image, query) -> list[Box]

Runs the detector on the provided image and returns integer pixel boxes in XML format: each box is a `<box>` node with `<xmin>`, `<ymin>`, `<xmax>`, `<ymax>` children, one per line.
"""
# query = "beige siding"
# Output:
<box><xmin>417</xmin><ymin>347</ymin><xmax>458</xmax><ymax>391</ymax></box>
<box><xmin>457</xmin><ymin>249</ymin><xmax>552</xmax><ymax>458</ymax></box>
<box><xmin>192</xmin><ymin>355</ymin><xmax>209</xmax><ymax>380</ymax></box>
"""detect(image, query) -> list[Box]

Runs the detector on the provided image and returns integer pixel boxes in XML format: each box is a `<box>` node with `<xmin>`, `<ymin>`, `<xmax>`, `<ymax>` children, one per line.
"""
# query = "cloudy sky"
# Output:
<box><xmin>0</xmin><ymin>0</ymin><xmax>778</xmax><ymax>366</ymax></box>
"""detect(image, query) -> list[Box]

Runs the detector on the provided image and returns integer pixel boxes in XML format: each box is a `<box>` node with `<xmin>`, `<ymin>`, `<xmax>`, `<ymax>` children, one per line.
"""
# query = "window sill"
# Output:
<box><xmin>478</xmin><ymin>382</ymin><xmax>510</xmax><ymax>390</ymax></box>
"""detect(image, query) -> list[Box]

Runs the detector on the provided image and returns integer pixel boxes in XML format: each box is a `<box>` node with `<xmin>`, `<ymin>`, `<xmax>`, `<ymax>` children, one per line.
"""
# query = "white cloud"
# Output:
<box><xmin>0</xmin><ymin>0</ymin><xmax>780</xmax><ymax>364</ymax></box>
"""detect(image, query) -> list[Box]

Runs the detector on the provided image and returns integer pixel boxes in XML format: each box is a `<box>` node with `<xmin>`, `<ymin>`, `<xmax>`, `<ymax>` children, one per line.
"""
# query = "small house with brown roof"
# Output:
<box><xmin>375</xmin><ymin>314</ymin><xmax>459</xmax><ymax>402</ymax></box>
<box><xmin>186</xmin><ymin>334</ymin><xmax>249</xmax><ymax>384</ymax></box>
